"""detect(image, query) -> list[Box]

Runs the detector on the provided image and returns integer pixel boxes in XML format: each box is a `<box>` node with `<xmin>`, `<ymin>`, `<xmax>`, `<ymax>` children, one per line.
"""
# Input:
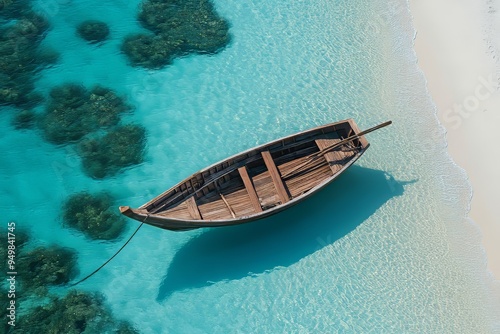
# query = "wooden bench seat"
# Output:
<box><xmin>261</xmin><ymin>151</ymin><xmax>290</xmax><ymax>204</ymax></box>
<box><xmin>186</xmin><ymin>196</ymin><xmax>202</xmax><ymax>220</ymax></box>
<box><xmin>238</xmin><ymin>167</ymin><xmax>262</xmax><ymax>213</ymax></box>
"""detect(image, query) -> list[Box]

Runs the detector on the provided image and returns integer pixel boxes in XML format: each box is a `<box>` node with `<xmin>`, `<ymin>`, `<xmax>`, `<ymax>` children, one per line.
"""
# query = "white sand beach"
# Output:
<box><xmin>409</xmin><ymin>0</ymin><xmax>500</xmax><ymax>278</ymax></box>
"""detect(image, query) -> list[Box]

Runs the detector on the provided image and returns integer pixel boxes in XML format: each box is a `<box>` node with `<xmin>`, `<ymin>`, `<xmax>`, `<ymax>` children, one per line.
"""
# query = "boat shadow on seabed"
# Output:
<box><xmin>157</xmin><ymin>165</ymin><xmax>413</xmax><ymax>301</ymax></box>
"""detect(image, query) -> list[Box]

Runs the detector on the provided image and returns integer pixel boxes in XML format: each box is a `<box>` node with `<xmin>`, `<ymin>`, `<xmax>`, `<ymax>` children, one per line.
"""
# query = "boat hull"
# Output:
<box><xmin>120</xmin><ymin>119</ymin><xmax>390</xmax><ymax>231</ymax></box>
<box><xmin>119</xmin><ymin>150</ymin><xmax>366</xmax><ymax>230</ymax></box>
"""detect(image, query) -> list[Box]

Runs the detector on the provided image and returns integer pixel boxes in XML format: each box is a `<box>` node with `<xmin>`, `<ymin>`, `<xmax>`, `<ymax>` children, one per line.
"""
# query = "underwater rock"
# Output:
<box><xmin>38</xmin><ymin>84</ymin><xmax>131</xmax><ymax>144</ymax></box>
<box><xmin>121</xmin><ymin>33</ymin><xmax>182</xmax><ymax>68</ymax></box>
<box><xmin>0</xmin><ymin>228</ymin><xmax>30</xmax><ymax>274</ymax></box>
<box><xmin>122</xmin><ymin>0</ymin><xmax>230</xmax><ymax>69</ymax></box>
<box><xmin>16</xmin><ymin>290</ymin><xmax>140</xmax><ymax>334</ymax></box>
<box><xmin>76</xmin><ymin>20</ymin><xmax>110</xmax><ymax>43</ymax></box>
<box><xmin>12</xmin><ymin>109</ymin><xmax>36</xmax><ymax>129</ymax></box>
<box><xmin>78</xmin><ymin>124</ymin><xmax>146</xmax><ymax>179</ymax></box>
<box><xmin>63</xmin><ymin>192</ymin><xmax>126</xmax><ymax>240</ymax></box>
<box><xmin>0</xmin><ymin>75</ymin><xmax>40</xmax><ymax>108</ymax></box>
<box><xmin>17</xmin><ymin>246</ymin><xmax>78</xmax><ymax>294</ymax></box>
<box><xmin>0</xmin><ymin>7</ymin><xmax>53</xmax><ymax>108</ymax></box>
<box><xmin>0</xmin><ymin>0</ymin><xmax>33</xmax><ymax>20</ymax></box>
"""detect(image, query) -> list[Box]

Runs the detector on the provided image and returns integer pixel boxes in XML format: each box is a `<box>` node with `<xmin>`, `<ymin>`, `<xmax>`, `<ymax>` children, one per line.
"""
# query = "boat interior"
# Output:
<box><xmin>141</xmin><ymin>121</ymin><xmax>364</xmax><ymax>221</ymax></box>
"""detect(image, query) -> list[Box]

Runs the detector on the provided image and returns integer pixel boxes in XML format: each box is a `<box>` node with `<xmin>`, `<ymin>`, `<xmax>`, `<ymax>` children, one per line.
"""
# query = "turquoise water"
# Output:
<box><xmin>2</xmin><ymin>0</ymin><xmax>500</xmax><ymax>332</ymax></box>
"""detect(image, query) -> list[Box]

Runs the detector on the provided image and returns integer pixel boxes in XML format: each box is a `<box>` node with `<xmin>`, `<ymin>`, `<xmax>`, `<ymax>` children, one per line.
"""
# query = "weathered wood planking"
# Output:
<box><xmin>315</xmin><ymin>139</ymin><xmax>344</xmax><ymax>174</ymax></box>
<box><xmin>119</xmin><ymin>120</ymin><xmax>391</xmax><ymax>231</ymax></box>
<box><xmin>186</xmin><ymin>196</ymin><xmax>202</xmax><ymax>220</ymax></box>
<box><xmin>238</xmin><ymin>167</ymin><xmax>263</xmax><ymax>213</ymax></box>
<box><xmin>261</xmin><ymin>151</ymin><xmax>290</xmax><ymax>204</ymax></box>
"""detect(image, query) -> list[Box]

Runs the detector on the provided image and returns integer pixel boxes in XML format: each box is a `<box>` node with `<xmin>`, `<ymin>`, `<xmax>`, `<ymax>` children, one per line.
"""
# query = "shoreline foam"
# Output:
<box><xmin>381</xmin><ymin>0</ymin><xmax>500</xmax><ymax>328</ymax></box>
<box><xmin>409</xmin><ymin>0</ymin><xmax>500</xmax><ymax>280</ymax></box>
<box><xmin>2</xmin><ymin>0</ymin><xmax>499</xmax><ymax>331</ymax></box>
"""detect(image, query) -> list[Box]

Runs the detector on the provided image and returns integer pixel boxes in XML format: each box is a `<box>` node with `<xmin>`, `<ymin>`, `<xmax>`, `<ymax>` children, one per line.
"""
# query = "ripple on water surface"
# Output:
<box><xmin>0</xmin><ymin>0</ymin><xmax>498</xmax><ymax>332</ymax></box>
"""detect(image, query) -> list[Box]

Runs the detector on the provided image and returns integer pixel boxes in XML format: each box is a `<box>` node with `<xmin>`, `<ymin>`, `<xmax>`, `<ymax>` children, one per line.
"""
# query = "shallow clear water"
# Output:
<box><xmin>1</xmin><ymin>0</ymin><xmax>499</xmax><ymax>332</ymax></box>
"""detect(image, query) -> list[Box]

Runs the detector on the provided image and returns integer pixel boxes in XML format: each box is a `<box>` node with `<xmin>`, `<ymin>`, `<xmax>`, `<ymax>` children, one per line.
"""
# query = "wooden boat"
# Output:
<box><xmin>120</xmin><ymin>119</ymin><xmax>391</xmax><ymax>231</ymax></box>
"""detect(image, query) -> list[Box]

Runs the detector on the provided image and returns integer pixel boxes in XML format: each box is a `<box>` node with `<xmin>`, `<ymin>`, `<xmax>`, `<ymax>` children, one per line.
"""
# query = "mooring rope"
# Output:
<box><xmin>68</xmin><ymin>219</ymin><xmax>146</xmax><ymax>287</ymax></box>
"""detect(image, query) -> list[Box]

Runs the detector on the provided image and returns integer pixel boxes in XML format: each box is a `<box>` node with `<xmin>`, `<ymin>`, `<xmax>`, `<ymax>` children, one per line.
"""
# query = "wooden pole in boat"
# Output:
<box><xmin>220</xmin><ymin>193</ymin><xmax>237</xmax><ymax>219</ymax></box>
<box><xmin>281</xmin><ymin>121</ymin><xmax>392</xmax><ymax>179</ymax></box>
<box><xmin>154</xmin><ymin>121</ymin><xmax>391</xmax><ymax>213</ymax></box>
<box><xmin>215</xmin><ymin>182</ymin><xmax>237</xmax><ymax>219</ymax></box>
